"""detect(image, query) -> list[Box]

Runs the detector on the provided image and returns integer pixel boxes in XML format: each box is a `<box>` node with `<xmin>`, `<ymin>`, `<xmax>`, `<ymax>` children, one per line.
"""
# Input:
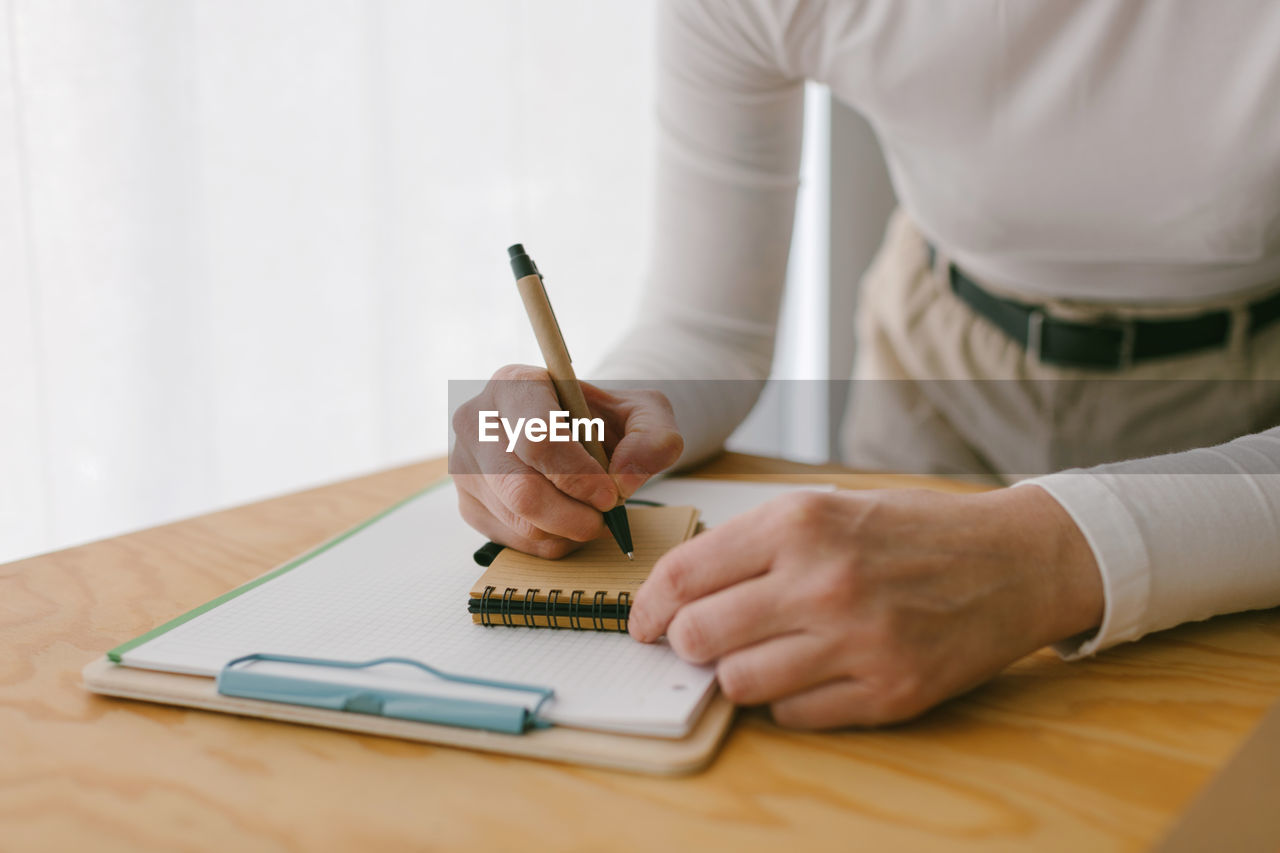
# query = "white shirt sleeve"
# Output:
<box><xmin>1019</xmin><ymin>428</ymin><xmax>1280</xmax><ymax>658</ymax></box>
<box><xmin>592</xmin><ymin>0</ymin><xmax>804</xmax><ymax>467</ymax></box>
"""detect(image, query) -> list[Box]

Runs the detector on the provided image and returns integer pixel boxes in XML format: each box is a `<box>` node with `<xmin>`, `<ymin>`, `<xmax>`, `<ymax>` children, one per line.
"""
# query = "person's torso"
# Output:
<box><xmin>780</xmin><ymin>0</ymin><xmax>1280</xmax><ymax>301</ymax></box>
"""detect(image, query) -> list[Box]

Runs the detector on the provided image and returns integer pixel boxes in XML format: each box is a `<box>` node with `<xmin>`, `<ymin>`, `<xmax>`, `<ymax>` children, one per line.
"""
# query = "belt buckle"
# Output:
<box><xmin>1027</xmin><ymin>309</ymin><xmax>1046</xmax><ymax>362</ymax></box>
<box><xmin>1105</xmin><ymin>316</ymin><xmax>1137</xmax><ymax>370</ymax></box>
<box><xmin>1026</xmin><ymin>310</ymin><xmax>1137</xmax><ymax>370</ymax></box>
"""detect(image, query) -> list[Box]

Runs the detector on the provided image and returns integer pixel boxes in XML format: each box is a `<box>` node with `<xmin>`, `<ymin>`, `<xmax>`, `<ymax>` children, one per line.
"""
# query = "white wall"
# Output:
<box><xmin>1</xmin><ymin>1</ymin><xmax>655</xmax><ymax>563</ymax></box>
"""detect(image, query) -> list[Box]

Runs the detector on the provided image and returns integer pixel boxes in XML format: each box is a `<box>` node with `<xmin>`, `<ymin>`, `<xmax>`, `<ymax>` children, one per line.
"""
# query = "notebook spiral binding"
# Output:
<box><xmin>477</xmin><ymin>585</ymin><xmax>631</xmax><ymax>632</ymax></box>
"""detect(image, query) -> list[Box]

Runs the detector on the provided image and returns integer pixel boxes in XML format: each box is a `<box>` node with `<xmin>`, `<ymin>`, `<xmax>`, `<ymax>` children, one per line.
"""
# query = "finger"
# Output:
<box><xmin>449</xmin><ymin>435</ymin><xmax>483</xmax><ymax>480</ymax></box>
<box><xmin>579</xmin><ymin>381</ymin><xmax>626</xmax><ymax>445</ymax></box>
<box><xmin>451</xmin><ymin>440</ymin><xmax>513</xmax><ymax>510</ymax></box>
<box><xmin>769</xmin><ymin>678</ymin><xmax>911</xmax><ymax>730</ymax></box>
<box><xmin>456</xmin><ymin>488</ymin><xmax>581</xmax><ymax>560</ymax></box>
<box><xmin>629</xmin><ymin>506</ymin><xmax>781</xmax><ymax>642</ymax></box>
<box><xmin>664</xmin><ymin>573</ymin><xmax>798</xmax><ymax>664</ymax></box>
<box><xmin>481</xmin><ymin>450</ymin><xmax>606</xmax><ymax>544</ymax></box>
<box><xmin>487</xmin><ymin>373</ymin><xmax>618</xmax><ymax>511</ymax></box>
<box><xmin>716</xmin><ymin>633</ymin><xmax>844</xmax><ymax>706</ymax></box>
<box><xmin>601</xmin><ymin>391</ymin><xmax>683</xmax><ymax>497</ymax></box>
<box><xmin>455</xmin><ymin>435</ymin><xmax>588</xmax><ymax>540</ymax></box>
<box><xmin>471</xmin><ymin>417</ymin><xmax>616</xmax><ymax>519</ymax></box>
<box><xmin>451</xmin><ymin>443</ymin><xmax>553</xmax><ymax>543</ymax></box>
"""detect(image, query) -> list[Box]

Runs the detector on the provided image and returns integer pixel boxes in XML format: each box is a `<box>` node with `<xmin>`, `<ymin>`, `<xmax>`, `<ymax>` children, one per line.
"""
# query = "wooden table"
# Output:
<box><xmin>3</xmin><ymin>453</ymin><xmax>1278</xmax><ymax>851</ymax></box>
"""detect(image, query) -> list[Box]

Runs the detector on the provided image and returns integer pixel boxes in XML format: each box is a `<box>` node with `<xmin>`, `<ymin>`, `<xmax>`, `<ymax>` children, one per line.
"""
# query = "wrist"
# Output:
<box><xmin>978</xmin><ymin>485</ymin><xmax>1105</xmax><ymax>649</ymax></box>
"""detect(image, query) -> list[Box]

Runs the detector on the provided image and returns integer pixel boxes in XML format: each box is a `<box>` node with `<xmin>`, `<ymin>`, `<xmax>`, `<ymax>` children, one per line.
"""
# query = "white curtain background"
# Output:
<box><xmin>2</xmin><ymin>0</ymin><xmax>864</xmax><ymax>566</ymax></box>
<box><xmin>2</xmin><ymin>1</ymin><xmax>664</xmax><ymax>563</ymax></box>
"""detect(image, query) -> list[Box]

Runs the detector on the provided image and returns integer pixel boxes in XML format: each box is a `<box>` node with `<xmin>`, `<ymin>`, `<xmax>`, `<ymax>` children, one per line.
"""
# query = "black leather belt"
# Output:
<box><xmin>927</xmin><ymin>245</ymin><xmax>1280</xmax><ymax>371</ymax></box>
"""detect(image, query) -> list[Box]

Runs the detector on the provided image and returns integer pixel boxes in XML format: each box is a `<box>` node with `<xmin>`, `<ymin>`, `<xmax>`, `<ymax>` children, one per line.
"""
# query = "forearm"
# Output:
<box><xmin>592</xmin><ymin>337</ymin><xmax>771</xmax><ymax>477</ymax></box>
<box><xmin>1019</xmin><ymin>427</ymin><xmax>1280</xmax><ymax>657</ymax></box>
<box><xmin>592</xmin><ymin>0</ymin><xmax>805</xmax><ymax>469</ymax></box>
<box><xmin>593</xmin><ymin>307</ymin><xmax>774</xmax><ymax>468</ymax></box>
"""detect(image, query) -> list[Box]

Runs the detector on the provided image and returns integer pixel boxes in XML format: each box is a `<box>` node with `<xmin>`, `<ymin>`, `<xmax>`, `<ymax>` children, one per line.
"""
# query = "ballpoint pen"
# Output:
<box><xmin>507</xmin><ymin>243</ymin><xmax>634</xmax><ymax>559</ymax></box>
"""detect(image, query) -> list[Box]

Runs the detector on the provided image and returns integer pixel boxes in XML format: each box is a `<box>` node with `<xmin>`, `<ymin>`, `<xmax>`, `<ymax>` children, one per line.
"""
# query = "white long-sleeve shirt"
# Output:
<box><xmin>596</xmin><ymin>0</ymin><xmax>1280</xmax><ymax>655</ymax></box>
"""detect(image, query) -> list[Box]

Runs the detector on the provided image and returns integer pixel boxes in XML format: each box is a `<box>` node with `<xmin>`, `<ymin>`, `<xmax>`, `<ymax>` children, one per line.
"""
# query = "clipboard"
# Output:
<box><xmin>77</xmin><ymin>477</ymin><xmax>793</xmax><ymax>776</ymax></box>
<box><xmin>82</xmin><ymin>656</ymin><xmax>735</xmax><ymax>775</ymax></box>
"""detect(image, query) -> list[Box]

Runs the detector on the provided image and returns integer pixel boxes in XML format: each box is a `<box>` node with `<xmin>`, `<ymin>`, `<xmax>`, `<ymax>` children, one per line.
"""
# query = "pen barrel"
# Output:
<box><xmin>514</xmin><ymin>273</ymin><xmax>612</xmax><ymax>473</ymax></box>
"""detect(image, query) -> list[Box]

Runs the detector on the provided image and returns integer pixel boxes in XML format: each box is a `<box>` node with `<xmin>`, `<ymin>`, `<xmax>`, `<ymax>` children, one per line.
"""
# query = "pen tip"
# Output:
<box><xmin>626</xmin><ymin>552</ymin><xmax>635</xmax><ymax>561</ymax></box>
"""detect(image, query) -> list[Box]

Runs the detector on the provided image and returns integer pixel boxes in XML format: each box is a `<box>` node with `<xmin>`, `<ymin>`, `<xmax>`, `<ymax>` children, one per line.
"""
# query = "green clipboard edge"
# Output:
<box><xmin>107</xmin><ymin>477</ymin><xmax>453</xmax><ymax>663</ymax></box>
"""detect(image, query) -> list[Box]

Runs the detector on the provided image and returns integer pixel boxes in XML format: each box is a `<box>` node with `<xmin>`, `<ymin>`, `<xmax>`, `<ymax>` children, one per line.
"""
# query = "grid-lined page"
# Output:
<box><xmin>122</xmin><ymin>479</ymin><xmax>822</xmax><ymax>735</ymax></box>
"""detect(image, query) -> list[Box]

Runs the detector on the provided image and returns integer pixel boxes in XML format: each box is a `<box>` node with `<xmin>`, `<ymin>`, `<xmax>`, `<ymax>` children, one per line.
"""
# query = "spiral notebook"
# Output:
<box><xmin>468</xmin><ymin>506</ymin><xmax>700</xmax><ymax>631</ymax></box>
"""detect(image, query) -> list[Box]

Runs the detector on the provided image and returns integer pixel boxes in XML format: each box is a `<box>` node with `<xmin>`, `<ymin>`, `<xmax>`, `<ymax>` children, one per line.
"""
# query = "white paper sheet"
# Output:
<box><xmin>122</xmin><ymin>478</ymin><xmax>825</xmax><ymax>736</ymax></box>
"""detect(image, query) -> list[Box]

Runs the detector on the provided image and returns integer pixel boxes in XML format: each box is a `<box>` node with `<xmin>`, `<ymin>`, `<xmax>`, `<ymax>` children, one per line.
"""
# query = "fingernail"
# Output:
<box><xmin>627</xmin><ymin>595</ymin><xmax>650</xmax><ymax>641</ymax></box>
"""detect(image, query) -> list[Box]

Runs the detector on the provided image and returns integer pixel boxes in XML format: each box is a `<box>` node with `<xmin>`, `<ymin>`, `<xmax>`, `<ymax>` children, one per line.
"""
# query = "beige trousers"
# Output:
<box><xmin>839</xmin><ymin>210</ymin><xmax>1280</xmax><ymax>483</ymax></box>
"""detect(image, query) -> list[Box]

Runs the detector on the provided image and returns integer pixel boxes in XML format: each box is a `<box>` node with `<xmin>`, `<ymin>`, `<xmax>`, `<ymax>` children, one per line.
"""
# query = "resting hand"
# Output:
<box><xmin>628</xmin><ymin>486</ymin><xmax>1103</xmax><ymax>728</ymax></box>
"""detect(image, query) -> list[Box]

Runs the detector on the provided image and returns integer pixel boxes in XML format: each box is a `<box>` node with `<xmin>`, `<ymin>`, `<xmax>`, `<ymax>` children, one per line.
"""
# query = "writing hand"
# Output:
<box><xmin>451</xmin><ymin>364</ymin><xmax>683</xmax><ymax>558</ymax></box>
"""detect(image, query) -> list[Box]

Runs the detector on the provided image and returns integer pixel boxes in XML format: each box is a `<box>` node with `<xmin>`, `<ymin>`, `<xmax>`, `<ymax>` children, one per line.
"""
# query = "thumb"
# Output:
<box><xmin>606</xmin><ymin>391</ymin><xmax>684</xmax><ymax>497</ymax></box>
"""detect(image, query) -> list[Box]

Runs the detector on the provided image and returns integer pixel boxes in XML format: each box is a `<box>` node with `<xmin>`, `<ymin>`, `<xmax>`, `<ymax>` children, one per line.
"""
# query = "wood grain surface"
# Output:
<box><xmin>3</xmin><ymin>452</ymin><xmax>1278</xmax><ymax>852</ymax></box>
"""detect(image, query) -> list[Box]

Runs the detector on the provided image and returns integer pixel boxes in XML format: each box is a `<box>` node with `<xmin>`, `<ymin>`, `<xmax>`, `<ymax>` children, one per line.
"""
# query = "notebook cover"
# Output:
<box><xmin>468</xmin><ymin>505</ymin><xmax>699</xmax><ymax>630</ymax></box>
